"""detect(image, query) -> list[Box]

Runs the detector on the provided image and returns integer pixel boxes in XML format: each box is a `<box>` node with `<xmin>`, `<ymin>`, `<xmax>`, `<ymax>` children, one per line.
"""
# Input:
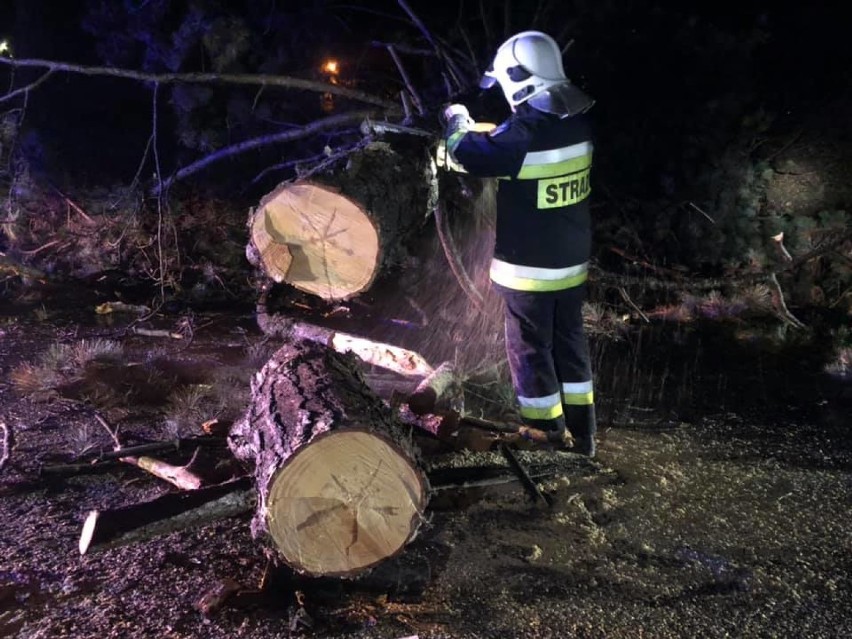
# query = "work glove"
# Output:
<box><xmin>442</xmin><ymin>103</ymin><xmax>473</xmax><ymax>135</ymax></box>
<box><xmin>436</xmin><ymin>104</ymin><xmax>473</xmax><ymax>173</ymax></box>
<box><xmin>443</xmin><ymin>103</ymin><xmax>470</xmax><ymax>123</ymax></box>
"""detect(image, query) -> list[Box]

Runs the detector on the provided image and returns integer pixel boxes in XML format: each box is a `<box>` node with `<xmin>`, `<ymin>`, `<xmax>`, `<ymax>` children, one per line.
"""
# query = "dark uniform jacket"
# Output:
<box><xmin>452</xmin><ymin>103</ymin><xmax>593</xmax><ymax>292</ymax></box>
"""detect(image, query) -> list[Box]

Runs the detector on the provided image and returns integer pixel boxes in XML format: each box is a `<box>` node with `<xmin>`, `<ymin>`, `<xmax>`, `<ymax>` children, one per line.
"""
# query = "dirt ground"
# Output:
<box><xmin>1</xmin><ymin>284</ymin><xmax>850</xmax><ymax>639</ymax></box>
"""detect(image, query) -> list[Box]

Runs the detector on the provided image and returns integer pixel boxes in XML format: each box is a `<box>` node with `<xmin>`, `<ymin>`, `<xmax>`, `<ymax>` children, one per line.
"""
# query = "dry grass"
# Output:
<box><xmin>10</xmin><ymin>338</ymin><xmax>124</xmax><ymax>397</ymax></box>
<box><xmin>165</xmin><ymin>384</ymin><xmax>212</xmax><ymax>435</ymax></box>
<box><xmin>67</xmin><ymin>421</ymin><xmax>97</xmax><ymax>458</ymax></box>
<box><xmin>244</xmin><ymin>339</ymin><xmax>277</xmax><ymax>366</ymax></box>
<box><xmin>9</xmin><ymin>362</ymin><xmax>62</xmax><ymax>395</ymax></box>
<box><xmin>72</xmin><ymin>338</ymin><xmax>124</xmax><ymax>366</ymax></box>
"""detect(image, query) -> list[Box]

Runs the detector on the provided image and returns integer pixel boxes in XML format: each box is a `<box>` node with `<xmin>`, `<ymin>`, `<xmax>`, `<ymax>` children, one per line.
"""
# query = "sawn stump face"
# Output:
<box><xmin>228</xmin><ymin>341</ymin><xmax>429</xmax><ymax>578</ymax></box>
<box><xmin>267</xmin><ymin>429</ymin><xmax>425</xmax><ymax>576</ymax></box>
<box><xmin>247</xmin><ymin>139</ymin><xmax>438</xmax><ymax>301</ymax></box>
<box><xmin>256</xmin><ymin>183</ymin><xmax>379</xmax><ymax>298</ymax></box>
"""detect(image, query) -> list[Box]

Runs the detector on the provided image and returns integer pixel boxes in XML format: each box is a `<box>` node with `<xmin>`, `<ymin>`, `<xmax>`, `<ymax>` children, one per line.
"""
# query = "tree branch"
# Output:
<box><xmin>768</xmin><ymin>272</ymin><xmax>806</xmax><ymax>329</ymax></box>
<box><xmin>0</xmin><ymin>56</ymin><xmax>399</xmax><ymax>110</ymax></box>
<box><xmin>0</xmin><ymin>70</ymin><xmax>54</xmax><ymax>104</ymax></box>
<box><xmin>397</xmin><ymin>0</ymin><xmax>465</xmax><ymax>95</ymax></box>
<box><xmin>156</xmin><ymin>110</ymin><xmax>381</xmax><ymax>192</ymax></box>
<box><xmin>385</xmin><ymin>44</ymin><xmax>425</xmax><ymax>115</ymax></box>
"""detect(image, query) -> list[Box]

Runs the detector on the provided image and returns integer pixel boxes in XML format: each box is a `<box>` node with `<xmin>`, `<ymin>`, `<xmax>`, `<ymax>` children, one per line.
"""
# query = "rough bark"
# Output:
<box><xmin>228</xmin><ymin>340</ymin><xmax>429</xmax><ymax>578</ymax></box>
<box><xmin>246</xmin><ymin>137</ymin><xmax>438</xmax><ymax>301</ymax></box>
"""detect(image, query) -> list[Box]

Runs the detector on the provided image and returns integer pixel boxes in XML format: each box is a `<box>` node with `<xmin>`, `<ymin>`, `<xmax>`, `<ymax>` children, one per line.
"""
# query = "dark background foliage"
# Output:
<box><xmin>1</xmin><ymin>0</ymin><xmax>849</xmax><ymax>310</ymax></box>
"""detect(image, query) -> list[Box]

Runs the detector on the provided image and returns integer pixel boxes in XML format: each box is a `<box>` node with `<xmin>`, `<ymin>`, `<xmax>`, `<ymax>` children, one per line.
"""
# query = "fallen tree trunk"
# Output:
<box><xmin>246</xmin><ymin>138</ymin><xmax>438</xmax><ymax>301</ymax></box>
<box><xmin>228</xmin><ymin>340</ymin><xmax>429</xmax><ymax>578</ymax></box>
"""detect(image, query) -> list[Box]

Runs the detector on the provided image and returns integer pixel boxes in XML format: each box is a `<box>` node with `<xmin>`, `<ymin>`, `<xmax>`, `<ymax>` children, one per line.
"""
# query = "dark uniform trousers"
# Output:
<box><xmin>498</xmin><ymin>283</ymin><xmax>596</xmax><ymax>444</ymax></box>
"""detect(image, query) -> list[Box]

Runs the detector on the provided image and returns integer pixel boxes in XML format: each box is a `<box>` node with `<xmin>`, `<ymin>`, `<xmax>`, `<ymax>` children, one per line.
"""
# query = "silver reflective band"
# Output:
<box><xmin>490</xmin><ymin>259</ymin><xmax>588</xmax><ymax>281</ymax></box>
<box><xmin>523</xmin><ymin>141</ymin><xmax>593</xmax><ymax>167</ymax></box>
<box><xmin>517</xmin><ymin>391</ymin><xmax>561</xmax><ymax>408</ymax></box>
<box><xmin>562</xmin><ymin>381</ymin><xmax>593</xmax><ymax>394</ymax></box>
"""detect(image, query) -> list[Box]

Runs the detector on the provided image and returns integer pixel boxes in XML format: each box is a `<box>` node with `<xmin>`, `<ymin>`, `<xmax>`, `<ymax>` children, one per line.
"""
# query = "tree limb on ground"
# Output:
<box><xmin>79</xmin><ymin>476</ymin><xmax>255</xmax><ymax>555</ymax></box>
<box><xmin>120</xmin><ymin>453</ymin><xmax>204</xmax><ymax>491</ymax></box>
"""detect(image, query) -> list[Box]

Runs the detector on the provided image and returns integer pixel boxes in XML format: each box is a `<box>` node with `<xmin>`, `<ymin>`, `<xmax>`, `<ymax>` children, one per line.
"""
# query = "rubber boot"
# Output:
<box><xmin>565</xmin><ymin>404</ymin><xmax>597</xmax><ymax>458</ymax></box>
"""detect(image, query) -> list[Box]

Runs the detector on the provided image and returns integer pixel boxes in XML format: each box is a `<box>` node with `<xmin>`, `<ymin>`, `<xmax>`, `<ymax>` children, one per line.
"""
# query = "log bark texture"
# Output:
<box><xmin>228</xmin><ymin>340</ymin><xmax>429</xmax><ymax>578</ymax></box>
<box><xmin>246</xmin><ymin>138</ymin><xmax>438</xmax><ymax>301</ymax></box>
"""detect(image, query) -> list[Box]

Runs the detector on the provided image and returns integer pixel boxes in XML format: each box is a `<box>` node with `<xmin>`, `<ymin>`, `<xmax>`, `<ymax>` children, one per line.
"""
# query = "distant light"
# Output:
<box><xmin>0</xmin><ymin>41</ymin><xmax>10</xmax><ymax>55</ymax></box>
<box><xmin>322</xmin><ymin>59</ymin><xmax>339</xmax><ymax>75</ymax></box>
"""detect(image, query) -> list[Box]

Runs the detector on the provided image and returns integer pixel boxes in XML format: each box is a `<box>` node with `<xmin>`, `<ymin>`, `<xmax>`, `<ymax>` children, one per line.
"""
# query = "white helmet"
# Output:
<box><xmin>480</xmin><ymin>30</ymin><xmax>594</xmax><ymax>116</ymax></box>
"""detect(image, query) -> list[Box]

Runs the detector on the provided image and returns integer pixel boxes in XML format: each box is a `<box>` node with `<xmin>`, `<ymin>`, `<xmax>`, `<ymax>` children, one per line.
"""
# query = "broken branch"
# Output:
<box><xmin>618</xmin><ymin>286</ymin><xmax>650</xmax><ymax>323</ymax></box>
<box><xmin>385</xmin><ymin>44</ymin><xmax>425</xmax><ymax>115</ymax></box>
<box><xmin>83</xmin><ymin>436</ymin><xmax>223</xmax><ymax>462</ymax></box>
<box><xmin>0</xmin><ymin>56</ymin><xmax>398</xmax><ymax>109</ymax></box>
<box><xmin>768</xmin><ymin>272</ymin><xmax>806</xmax><ymax>329</ymax></box>
<box><xmin>119</xmin><ymin>453</ymin><xmax>204</xmax><ymax>491</ymax></box>
<box><xmin>79</xmin><ymin>477</ymin><xmax>254</xmax><ymax>554</ymax></box>
<box><xmin>407</xmin><ymin>361</ymin><xmax>461</xmax><ymax>415</ymax></box>
<box><xmin>0</xmin><ymin>69</ymin><xmax>55</xmax><ymax>104</ymax></box>
<box><xmin>156</xmin><ymin>110</ymin><xmax>381</xmax><ymax>192</ymax></box>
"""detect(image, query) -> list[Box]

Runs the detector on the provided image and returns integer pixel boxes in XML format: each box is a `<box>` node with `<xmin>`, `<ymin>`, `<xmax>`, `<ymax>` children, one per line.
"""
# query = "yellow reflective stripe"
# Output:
<box><xmin>490</xmin><ymin>271</ymin><xmax>587</xmax><ymax>292</ymax></box>
<box><xmin>489</xmin><ymin>260</ymin><xmax>588</xmax><ymax>292</ymax></box>
<box><xmin>562</xmin><ymin>381</ymin><xmax>594</xmax><ymax>404</ymax></box>
<box><xmin>517</xmin><ymin>153</ymin><xmax>592</xmax><ymax>180</ymax></box>
<box><xmin>520</xmin><ymin>404</ymin><xmax>564</xmax><ymax>420</ymax></box>
<box><xmin>537</xmin><ymin>167</ymin><xmax>592</xmax><ymax>208</ymax></box>
<box><xmin>517</xmin><ymin>392</ymin><xmax>563</xmax><ymax>421</ymax></box>
<box><xmin>562</xmin><ymin>391</ymin><xmax>594</xmax><ymax>405</ymax></box>
<box><xmin>446</xmin><ymin>130</ymin><xmax>467</xmax><ymax>153</ymax></box>
<box><xmin>519</xmin><ymin>403</ymin><xmax>564</xmax><ymax>420</ymax></box>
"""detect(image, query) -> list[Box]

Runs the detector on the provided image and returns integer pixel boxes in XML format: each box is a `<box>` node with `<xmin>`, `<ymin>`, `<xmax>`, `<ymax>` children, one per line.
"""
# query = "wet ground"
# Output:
<box><xmin>1</xmin><ymin>283</ymin><xmax>850</xmax><ymax>638</ymax></box>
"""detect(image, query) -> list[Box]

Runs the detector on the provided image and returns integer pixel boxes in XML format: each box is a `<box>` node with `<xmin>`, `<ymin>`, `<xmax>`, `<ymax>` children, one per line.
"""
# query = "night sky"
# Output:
<box><xmin>1</xmin><ymin>1</ymin><xmax>849</xmax><ymax>195</ymax></box>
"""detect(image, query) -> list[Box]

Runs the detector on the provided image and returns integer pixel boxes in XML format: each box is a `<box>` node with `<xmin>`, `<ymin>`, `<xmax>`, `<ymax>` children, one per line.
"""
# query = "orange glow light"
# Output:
<box><xmin>322</xmin><ymin>59</ymin><xmax>339</xmax><ymax>75</ymax></box>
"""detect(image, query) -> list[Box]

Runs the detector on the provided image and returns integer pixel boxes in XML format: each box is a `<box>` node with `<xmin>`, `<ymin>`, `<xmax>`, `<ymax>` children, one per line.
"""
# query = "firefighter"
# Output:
<box><xmin>442</xmin><ymin>30</ymin><xmax>597</xmax><ymax>456</ymax></box>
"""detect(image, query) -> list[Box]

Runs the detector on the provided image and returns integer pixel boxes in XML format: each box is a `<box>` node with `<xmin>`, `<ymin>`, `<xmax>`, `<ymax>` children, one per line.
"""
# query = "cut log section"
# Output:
<box><xmin>247</xmin><ymin>139</ymin><xmax>438</xmax><ymax>301</ymax></box>
<box><xmin>228</xmin><ymin>340</ymin><xmax>429</xmax><ymax>578</ymax></box>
